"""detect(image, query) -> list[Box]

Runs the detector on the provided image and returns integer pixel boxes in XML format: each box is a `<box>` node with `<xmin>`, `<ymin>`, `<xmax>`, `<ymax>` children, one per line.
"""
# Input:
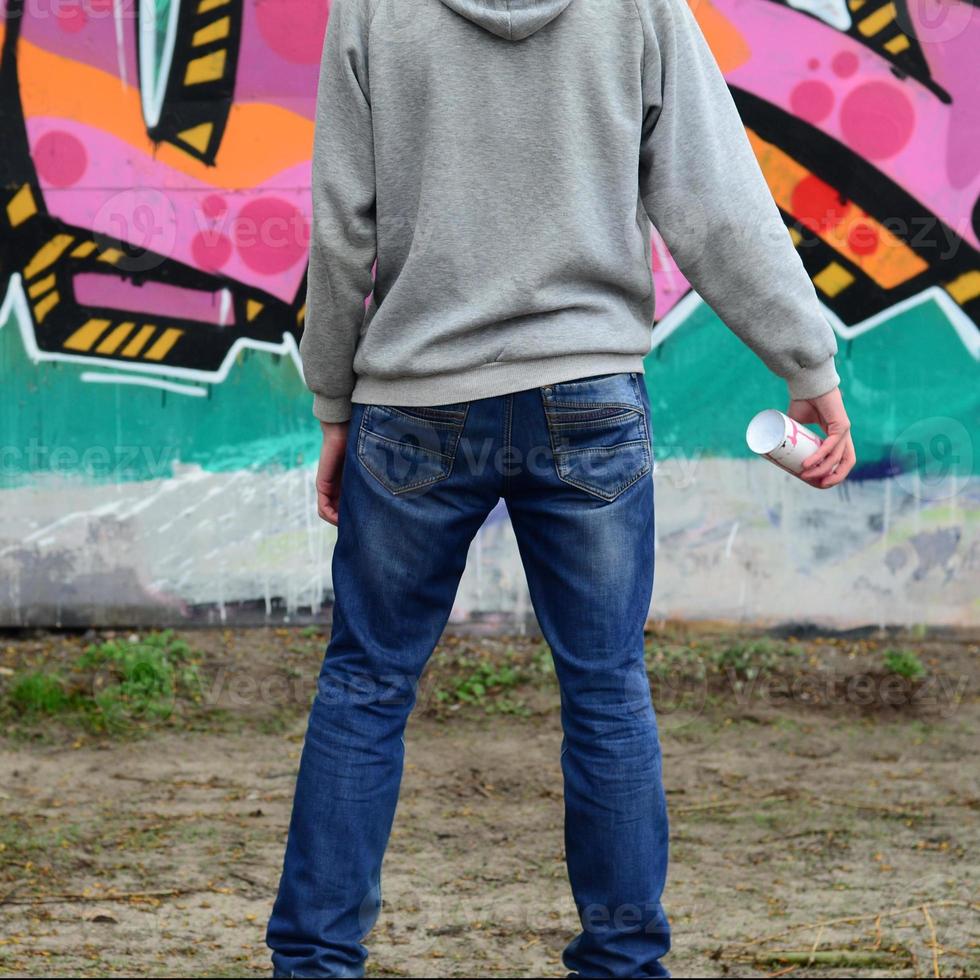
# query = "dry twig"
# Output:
<box><xmin>922</xmin><ymin>904</ymin><xmax>941</xmax><ymax>978</ymax></box>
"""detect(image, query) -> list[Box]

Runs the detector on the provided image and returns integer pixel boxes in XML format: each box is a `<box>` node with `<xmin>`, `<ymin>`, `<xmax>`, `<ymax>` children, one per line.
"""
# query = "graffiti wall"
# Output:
<box><xmin>0</xmin><ymin>0</ymin><xmax>977</xmax><ymax>626</ymax></box>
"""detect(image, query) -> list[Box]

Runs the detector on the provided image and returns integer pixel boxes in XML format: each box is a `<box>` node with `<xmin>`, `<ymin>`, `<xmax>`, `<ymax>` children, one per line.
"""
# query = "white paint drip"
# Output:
<box><xmin>219</xmin><ymin>288</ymin><xmax>233</xmax><ymax>327</ymax></box>
<box><xmin>724</xmin><ymin>521</ymin><xmax>740</xmax><ymax>559</ymax></box>
<box><xmin>81</xmin><ymin>372</ymin><xmax>208</xmax><ymax>398</ymax></box>
<box><xmin>787</xmin><ymin>0</ymin><xmax>852</xmax><ymax>31</ymax></box>
<box><xmin>1</xmin><ymin>462</ymin><xmax>975</xmax><ymax>627</ymax></box>
<box><xmin>113</xmin><ymin>0</ymin><xmax>128</xmax><ymax>87</ymax></box>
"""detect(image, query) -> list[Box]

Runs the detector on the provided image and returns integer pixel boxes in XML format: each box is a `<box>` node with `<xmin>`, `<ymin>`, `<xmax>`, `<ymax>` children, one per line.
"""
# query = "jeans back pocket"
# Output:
<box><xmin>541</xmin><ymin>373</ymin><xmax>651</xmax><ymax>501</ymax></box>
<box><xmin>356</xmin><ymin>403</ymin><xmax>468</xmax><ymax>495</ymax></box>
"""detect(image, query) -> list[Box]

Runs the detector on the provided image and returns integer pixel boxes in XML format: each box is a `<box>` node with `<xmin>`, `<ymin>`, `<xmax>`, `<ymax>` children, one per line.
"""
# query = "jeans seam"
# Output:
<box><xmin>503</xmin><ymin>392</ymin><xmax>514</xmax><ymax>496</ymax></box>
<box><xmin>630</xmin><ymin>373</ymin><xmax>653</xmax><ymax>447</ymax></box>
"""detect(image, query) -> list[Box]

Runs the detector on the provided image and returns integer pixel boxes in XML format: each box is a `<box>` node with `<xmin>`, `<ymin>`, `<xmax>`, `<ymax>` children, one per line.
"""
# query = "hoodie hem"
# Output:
<box><xmin>350</xmin><ymin>353</ymin><xmax>648</xmax><ymax>408</ymax></box>
<box><xmin>784</xmin><ymin>355</ymin><xmax>841</xmax><ymax>401</ymax></box>
<box><xmin>312</xmin><ymin>393</ymin><xmax>354</xmax><ymax>424</ymax></box>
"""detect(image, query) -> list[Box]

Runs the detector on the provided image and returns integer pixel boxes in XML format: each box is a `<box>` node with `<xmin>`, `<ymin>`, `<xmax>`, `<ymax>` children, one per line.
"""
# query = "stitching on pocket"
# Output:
<box><xmin>541</xmin><ymin>386</ymin><xmax>652</xmax><ymax>502</ymax></box>
<box><xmin>545</xmin><ymin>409</ymin><xmax>643</xmax><ymax>431</ymax></box>
<box><xmin>364</xmin><ymin>427</ymin><xmax>456</xmax><ymax>462</ymax></box>
<box><xmin>383</xmin><ymin>406</ymin><xmax>468</xmax><ymax>428</ymax></box>
<box><xmin>554</xmin><ymin>444</ymin><xmax>652</xmax><ymax>501</ymax></box>
<box><xmin>357</xmin><ymin>404</ymin><xmax>468</xmax><ymax>495</ymax></box>
<box><xmin>557</xmin><ymin>439</ymin><xmax>650</xmax><ymax>459</ymax></box>
<box><xmin>547</xmin><ymin>399</ymin><xmax>640</xmax><ymax>412</ymax></box>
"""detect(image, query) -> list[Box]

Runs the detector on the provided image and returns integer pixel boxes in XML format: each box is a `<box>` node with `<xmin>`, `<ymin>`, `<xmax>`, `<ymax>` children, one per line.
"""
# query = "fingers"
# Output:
<box><xmin>315</xmin><ymin>426</ymin><xmax>348</xmax><ymax>525</ymax></box>
<box><xmin>802</xmin><ymin>435</ymin><xmax>847</xmax><ymax>483</ymax></box>
<box><xmin>800</xmin><ymin>436</ymin><xmax>856</xmax><ymax>488</ymax></box>
<box><xmin>316</xmin><ymin>467</ymin><xmax>342</xmax><ymax>524</ymax></box>
<box><xmin>802</xmin><ymin>428</ymin><xmax>845</xmax><ymax>471</ymax></box>
<box><xmin>317</xmin><ymin>485</ymin><xmax>340</xmax><ymax>526</ymax></box>
<box><xmin>818</xmin><ymin>438</ymin><xmax>856</xmax><ymax>488</ymax></box>
<box><xmin>788</xmin><ymin>387</ymin><xmax>855</xmax><ymax>488</ymax></box>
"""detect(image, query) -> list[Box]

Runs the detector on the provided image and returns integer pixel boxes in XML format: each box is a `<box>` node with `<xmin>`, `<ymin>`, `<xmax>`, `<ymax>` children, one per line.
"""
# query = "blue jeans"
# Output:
<box><xmin>266</xmin><ymin>373</ymin><xmax>670</xmax><ymax>978</ymax></box>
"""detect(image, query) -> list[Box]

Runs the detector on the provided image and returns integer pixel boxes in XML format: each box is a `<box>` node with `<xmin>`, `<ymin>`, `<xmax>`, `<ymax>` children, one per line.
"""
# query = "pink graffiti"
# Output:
<box><xmin>786</xmin><ymin>418</ymin><xmax>822</xmax><ymax>450</ymax></box>
<box><xmin>19</xmin><ymin>0</ymin><xmax>325</xmax><ymax>310</ymax></box>
<box><xmin>906</xmin><ymin>0</ymin><xmax>980</xmax><ymax>189</ymax></box>
<box><xmin>715</xmin><ymin>0</ymin><xmax>980</xmax><ymax>252</ymax></box>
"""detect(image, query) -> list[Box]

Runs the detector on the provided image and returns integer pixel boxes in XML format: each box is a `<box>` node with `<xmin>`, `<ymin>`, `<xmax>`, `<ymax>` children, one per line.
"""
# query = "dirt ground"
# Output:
<box><xmin>0</xmin><ymin>622</ymin><xmax>978</xmax><ymax>978</ymax></box>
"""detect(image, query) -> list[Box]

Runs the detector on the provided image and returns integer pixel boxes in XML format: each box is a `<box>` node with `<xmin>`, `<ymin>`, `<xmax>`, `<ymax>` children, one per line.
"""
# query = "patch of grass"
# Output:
<box><xmin>0</xmin><ymin>817</ymin><xmax>85</xmax><ymax>863</ymax></box>
<box><xmin>1</xmin><ymin>630</ymin><xmax>202</xmax><ymax>736</ymax></box>
<box><xmin>771</xmin><ymin>715</ymin><xmax>805</xmax><ymax>734</ymax></box>
<box><xmin>8</xmin><ymin>671</ymin><xmax>73</xmax><ymax>714</ymax></box>
<box><xmin>193</xmin><ymin>969</ymin><xmax>263</xmax><ymax>979</ymax></box>
<box><xmin>529</xmin><ymin>642</ymin><xmax>556</xmax><ymax>677</ymax></box>
<box><xmin>439</xmin><ymin>659</ymin><xmax>521</xmax><ymax>704</ymax></box>
<box><xmin>645</xmin><ymin>637</ymin><xmax>806</xmax><ymax>687</ymax></box>
<box><xmin>484</xmin><ymin>697</ymin><xmax>532</xmax><ymax>717</ymax></box>
<box><xmin>78</xmin><ymin>630</ymin><xmax>202</xmax><ymax>733</ymax></box>
<box><xmin>883</xmin><ymin>648</ymin><xmax>926</xmax><ymax>679</ymax></box>
<box><xmin>433</xmin><ymin>648</ymin><xmax>532</xmax><ymax>714</ymax></box>
<box><xmin>750</xmin><ymin>810</ymin><xmax>783</xmax><ymax>831</ymax></box>
<box><xmin>711</xmin><ymin>639</ymin><xmax>805</xmax><ymax>680</ymax></box>
<box><xmin>646</xmin><ymin>642</ymin><xmax>708</xmax><ymax>680</ymax></box>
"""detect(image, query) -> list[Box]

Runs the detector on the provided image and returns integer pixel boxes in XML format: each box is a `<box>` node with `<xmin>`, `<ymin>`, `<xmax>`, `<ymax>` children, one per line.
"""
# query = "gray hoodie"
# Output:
<box><xmin>301</xmin><ymin>0</ymin><xmax>840</xmax><ymax>422</ymax></box>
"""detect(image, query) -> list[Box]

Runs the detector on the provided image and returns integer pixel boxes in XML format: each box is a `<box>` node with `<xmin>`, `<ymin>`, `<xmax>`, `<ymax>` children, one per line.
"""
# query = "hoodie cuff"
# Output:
<box><xmin>312</xmin><ymin>394</ymin><xmax>353</xmax><ymax>424</ymax></box>
<box><xmin>784</xmin><ymin>355</ymin><xmax>841</xmax><ymax>401</ymax></box>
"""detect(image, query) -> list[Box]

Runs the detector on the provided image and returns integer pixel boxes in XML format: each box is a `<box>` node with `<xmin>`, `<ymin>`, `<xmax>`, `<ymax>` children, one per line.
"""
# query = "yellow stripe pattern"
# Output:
<box><xmin>143</xmin><ymin>328</ymin><xmax>184</xmax><ymax>361</ymax></box>
<box><xmin>24</xmin><ymin>234</ymin><xmax>74</xmax><ymax>279</ymax></box>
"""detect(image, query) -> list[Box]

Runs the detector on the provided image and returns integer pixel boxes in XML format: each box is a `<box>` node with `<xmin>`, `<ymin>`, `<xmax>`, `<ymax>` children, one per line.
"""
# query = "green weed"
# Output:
<box><xmin>8</xmin><ymin>671</ymin><xmax>73</xmax><ymax>715</ymax></box>
<box><xmin>2</xmin><ymin>630</ymin><xmax>201</xmax><ymax>736</ymax></box>
<box><xmin>434</xmin><ymin>651</ymin><xmax>528</xmax><ymax>713</ymax></box>
<box><xmin>712</xmin><ymin>639</ymin><xmax>804</xmax><ymax>680</ymax></box>
<box><xmin>883</xmin><ymin>648</ymin><xmax>926</xmax><ymax>679</ymax></box>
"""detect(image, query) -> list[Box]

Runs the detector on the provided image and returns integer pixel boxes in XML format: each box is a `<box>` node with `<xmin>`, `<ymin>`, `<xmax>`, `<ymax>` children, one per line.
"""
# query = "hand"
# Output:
<box><xmin>787</xmin><ymin>387</ymin><xmax>856</xmax><ymax>489</ymax></box>
<box><xmin>316</xmin><ymin>421</ymin><xmax>350</xmax><ymax>525</ymax></box>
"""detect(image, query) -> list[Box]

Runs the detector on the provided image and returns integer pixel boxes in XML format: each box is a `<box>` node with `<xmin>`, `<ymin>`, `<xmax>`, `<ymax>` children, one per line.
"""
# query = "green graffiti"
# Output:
<box><xmin>643</xmin><ymin>298</ymin><xmax>979</xmax><ymax>473</ymax></box>
<box><xmin>0</xmin><ymin>308</ymin><xmax>318</xmax><ymax>487</ymax></box>
<box><xmin>1</xmin><ymin>296</ymin><xmax>977</xmax><ymax>486</ymax></box>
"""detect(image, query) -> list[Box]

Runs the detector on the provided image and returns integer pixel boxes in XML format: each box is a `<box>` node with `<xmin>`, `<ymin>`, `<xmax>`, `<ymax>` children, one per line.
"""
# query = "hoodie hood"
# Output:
<box><xmin>438</xmin><ymin>0</ymin><xmax>575</xmax><ymax>41</ymax></box>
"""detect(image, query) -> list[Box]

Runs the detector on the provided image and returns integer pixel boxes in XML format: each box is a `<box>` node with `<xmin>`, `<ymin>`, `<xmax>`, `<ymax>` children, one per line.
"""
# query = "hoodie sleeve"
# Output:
<box><xmin>636</xmin><ymin>0</ymin><xmax>840</xmax><ymax>400</ymax></box>
<box><xmin>300</xmin><ymin>0</ymin><xmax>377</xmax><ymax>424</ymax></box>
